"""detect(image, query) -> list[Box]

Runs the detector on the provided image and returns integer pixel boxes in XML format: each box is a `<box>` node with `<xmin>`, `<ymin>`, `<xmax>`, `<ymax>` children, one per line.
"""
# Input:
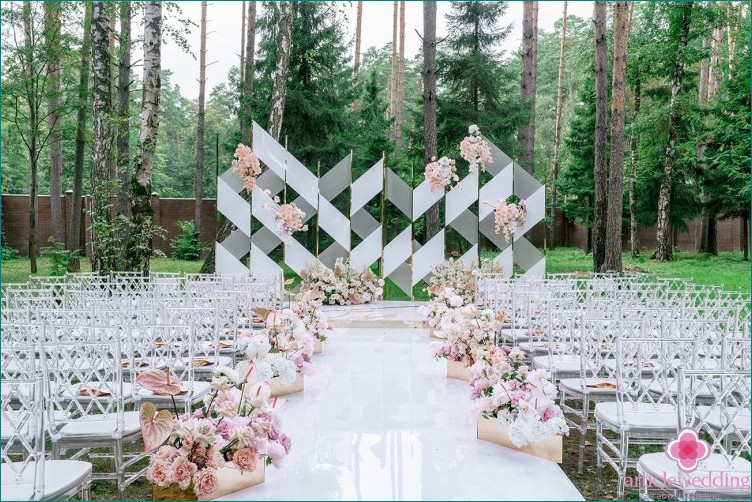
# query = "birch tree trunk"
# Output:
<box><xmin>519</xmin><ymin>1</ymin><xmax>539</xmax><ymax>174</ymax></box>
<box><xmin>603</xmin><ymin>2</ymin><xmax>630</xmax><ymax>272</ymax></box>
<box><xmin>196</xmin><ymin>1</ymin><xmax>207</xmax><ymax>236</ymax></box>
<box><xmin>629</xmin><ymin>64</ymin><xmax>641</xmax><ymax>258</ymax></box>
<box><xmin>240</xmin><ymin>1</ymin><xmax>256</xmax><ymax>144</ymax></box>
<box><xmin>352</xmin><ymin>1</ymin><xmax>363</xmax><ymax>111</ymax></box>
<box><xmin>395</xmin><ymin>1</ymin><xmax>406</xmax><ymax>150</ymax></box>
<box><xmin>44</xmin><ymin>1</ymin><xmax>63</xmax><ymax>244</ymax></box>
<box><xmin>268</xmin><ymin>1</ymin><xmax>292</xmax><ymax>141</ymax></box>
<box><xmin>423</xmin><ymin>1</ymin><xmax>440</xmax><ymax>240</ymax></box>
<box><xmin>127</xmin><ymin>1</ymin><xmax>162</xmax><ymax>272</ymax></box>
<box><xmin>70</xmin><ymin>1</ymin><xmax>92</xmax><ymax>271</ymax></box>
<box><xmin>654</xmin><ymin>2</ymin><xmax>693</xmax><ymax>262</ymax></box>
<box><xmin>91</xmin><ymin>1</ymin><xmax>114</xmax><ymax>273</ymax></box>
<box><xmin>549</xmin><ymin>1</ymin><xmax>568</xmax><ymax>248</ymax></box>
<box><xmin>117</xmin><ymin>0</ymin><xmax>131</xmax><ymax>217</ymax></box>
<box><xmin>592</xmin><ymin>1</ymin><xmax>608</xmax><ymax>272</ymax></box>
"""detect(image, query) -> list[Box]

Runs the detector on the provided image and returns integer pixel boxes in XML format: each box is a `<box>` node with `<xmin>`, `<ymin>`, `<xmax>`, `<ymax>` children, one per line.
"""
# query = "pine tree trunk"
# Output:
<box><xmin>69</xmin><ymin>1</ymin><xmax>92</xmax><ymax>272</ymax></box>
<box><xmin>423</xmin><ymin>1</ymin><xmax>440</xmax><ymax>240</ymax></box>
<box><xmin>585</xmin><ymin>195</ymin><xmax>593</xmax><ymax>255</ymax></box>
<box><xmin>592</xmin><ymin>1</ymin><xmax>608</xmax><ymax>272</ymax></box>
<box><xmin>549</xmin><ymin>1</ymin><xmax>568</xmax><ymax>248</ymax></box>
<box><xmin>44</xmin><ymin>1</ymin><xmax>64</xmax><ymax>244</ymax></box>
<box><xmin>697</xmin><ymin>34</ymin><xmax>714</xmax><ymax>254</ymax></box>
<box><xmin>240</xmin><ymin>1</ymin><xmax>246</xmax><ymax>86</ymax></box>
<box><xmin>117</xmin><ymin>1</ymin><xmax>131</xmax><ymax>218</ymax></box>
<box><xmin>394</xmin><ymin>1</ymin><xmax>406</xmax><ymax>150</ymax></box>
<box><xmin>352</xmin><ymin>1</ymin><xmax>363</xmax><ymax>111</ymax></box>
<box><xmin>654</xmin><ymin>2</ymin><xmax>693</xmax><ymax>262</ymax></box>
<box><xmin>629</xmin><ymin>65</ymin><xmax>640</xmax><ymax>258</ymax></box>
<box><xmin>196</xmin><ymin>1</ymin><xmax>207</xmax><ymax>238</ymax></box>
<box><xmin>268</xmin><ymin>1</ymin><xmax>292</xmax><ymax>141</ymax></box>
<box><xmin>742</xmin><ymin>214</ymin><xmax>749</xmax><ymax>261</ymax></box>
<box><xmin>389</xmin><ymin>1</ymin><xmax>398</xmax><ymax>125</ymax></box>
<box><xmin>20</xmin><ymin>1</ymin><xmax>39</xmax><ymax>273</ymax></box>
<box><xmin>603</xmin><ymin>2</ymin><xmax>630</xmax><ymax>272</ymax></box>
<box><xmin>127</xmin><ymin>1</ymin><xmax>162</xmax><ymax>273</ymax></box>
<box><xmin>240</xmin><ymin>1</ymin><xmax>256</xmax><ymax>144</ymax></box>
<box><xmin>519</xmin><ymin>1</ymin><xmax>539</xmax><ymax>174</ymax></box>
<box><xmin>91</xmin><ymin>1</ymin><xmax>114</xmax><ymax>273</ymax></box>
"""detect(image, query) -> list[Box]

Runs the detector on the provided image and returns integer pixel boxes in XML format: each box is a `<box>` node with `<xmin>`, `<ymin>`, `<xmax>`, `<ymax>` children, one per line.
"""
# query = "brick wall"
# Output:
<box><xmin>2</xmin><ymin>193</ymin><xmax>216</xmax><ymax>257</ymax></box>
<box><xmin>2</xmin><ymin>193</ymin><xmax>747</xmax><ymax>256</ymax></box>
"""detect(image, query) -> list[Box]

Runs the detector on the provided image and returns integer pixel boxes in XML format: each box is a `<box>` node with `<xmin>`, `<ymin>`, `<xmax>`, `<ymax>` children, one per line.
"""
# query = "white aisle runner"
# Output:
<box><xmin>222</xmin><ymin>325</ymin><xmax>583</xmax><ymax>501</ymax></box>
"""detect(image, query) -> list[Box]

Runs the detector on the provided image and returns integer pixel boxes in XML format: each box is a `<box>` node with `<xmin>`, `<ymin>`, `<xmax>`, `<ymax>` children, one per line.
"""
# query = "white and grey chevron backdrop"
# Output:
<box><xmin>216</xmin><ymin>121</ymin><xmax>545</xmax><ymax>294</ymax></box>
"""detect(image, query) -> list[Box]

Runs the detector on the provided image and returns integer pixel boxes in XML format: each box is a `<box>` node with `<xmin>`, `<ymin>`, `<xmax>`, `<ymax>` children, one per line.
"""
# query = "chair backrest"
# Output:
<box><xmin>1</xmin><ymin>372</ymin><xmax>45</xmax><ymax>501</ymax></box>
<box><xmin>42</xmin><ymin>339</ymin><xmax>125</xmax><ymax>440</ymax></box>
<box><xmin>677</xmin><ymin>368</ymin><xmax>751</xmax><ymax>470</ymax></box>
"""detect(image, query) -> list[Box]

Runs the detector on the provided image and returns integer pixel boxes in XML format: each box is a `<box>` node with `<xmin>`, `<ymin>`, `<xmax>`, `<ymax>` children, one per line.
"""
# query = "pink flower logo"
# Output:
<box><xmin>666</xmin><ymin>428</ymin><xmax>710</xmax><ymax>472</ymax></box>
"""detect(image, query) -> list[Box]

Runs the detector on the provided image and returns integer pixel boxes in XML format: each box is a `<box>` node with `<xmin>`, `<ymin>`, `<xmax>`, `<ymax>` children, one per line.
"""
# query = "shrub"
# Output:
<box><xmin>171</xmin><ymin>220</ymin><xmax>205</xmax><ymax>260</ymax></box>
<box><xmin>1</xmin><ymin>230</ymin><xmax>19</xmax><ymax>260</ymax></box>
<box><xmin>40</xmin><ymin>239</ymin><xmax>79</xmax><ymax>276</ymax></box>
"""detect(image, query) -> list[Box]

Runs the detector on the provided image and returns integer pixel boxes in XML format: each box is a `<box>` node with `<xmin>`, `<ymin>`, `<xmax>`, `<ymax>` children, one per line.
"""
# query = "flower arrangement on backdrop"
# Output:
<box><xmin>232</xmin><ymin>144</ymin><xmax>262</xmax><ymax>192</ymax></box>
<box><xmin>425</xmin><ymin>156</ymin><xmax>459</xmax><ymax>191</ymax></box>
<box><xmin>460</xmin><ymin>125</ymin><xmax>493</xmax><ymax>173</ymax></box>
<box><xmin>300</xmin><ymin>258</ymin><xmax>384</xmax><ymax>306</ymax></box>
<box><xmin>141</xmin><ymin>368</ymin><xmax>290</xmax><ymax>497</ymax></box>
<box><xmin>275</xmin><ymin>203</ymin><xmax>308</xmax><ymax>237</ymax></box>
<box><xmin>494</xmin><ymin>196</ymin><xmax>527</xmax><ymax>243</ymax></box>
<box><xmin>431</xmin><ymin>305</ymin><xmax>501</xmax><ymax>365</ymax></box>
<box><xmin>469</xmin><ymin>345</ymin><xmax>569</xmax><ymax>447</ymax></box>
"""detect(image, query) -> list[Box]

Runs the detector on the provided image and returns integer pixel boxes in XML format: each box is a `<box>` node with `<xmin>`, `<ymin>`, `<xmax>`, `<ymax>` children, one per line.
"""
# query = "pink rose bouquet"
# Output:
<box><xmin>232</xmin><ymin>143</ymin><xmax>262</xmax><ymax>192</ymax></box>
<box><xmin>275</xmin><ymin>203</ymin><xmax>308</xmax><ymax>237</ymax></box>
<box><xmin>424</xmin><ymin>156</ymin><xmax>458</xmax><ymax>191</ymax></box>
<box><xmin>493</xmin><ymin>198</ymin><xmax>527</xmax><ymax>243</ymax></box>
<box><xmin>459</xmin><ymin>124</ymin><xmax>493</xmax><ymax>173</ymax></box>
<box><xmin>469</xmin><ymin>345</ymin><xmax>568</xmax><ymax>447</ymax></box>
<box><xmin>431</xmin><ymin>305</ymin><xmax>501</xmax><ymax>365</ymax></box>
<box><xmin>143</xmin><ymin>365</ymin><xmax>291</xmax><ymax>497</ymax></box>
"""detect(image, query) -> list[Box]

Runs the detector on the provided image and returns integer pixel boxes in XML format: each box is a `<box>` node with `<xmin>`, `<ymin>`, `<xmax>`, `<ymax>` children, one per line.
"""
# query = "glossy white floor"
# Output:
<box><xmin>222</xmin><ymin>323</ymin><xmax>583</xmax><ymax>500</ymax></box>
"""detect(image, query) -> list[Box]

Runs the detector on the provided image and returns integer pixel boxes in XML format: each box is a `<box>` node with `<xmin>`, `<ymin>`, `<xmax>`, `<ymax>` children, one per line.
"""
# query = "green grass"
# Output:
<box><xmin>1</xmin><ymin>256</ymin><xmax>202</xmax><ymax>284</ymax></box>
<box><xmin>3</xmin><ymin>248</ymin><xmax>748</xmax><ymax>293</ymax></box>
<box><xmin>544</xmin><ymin>247</ymin><xmax>750</xmax><ymax>292</ymax></box>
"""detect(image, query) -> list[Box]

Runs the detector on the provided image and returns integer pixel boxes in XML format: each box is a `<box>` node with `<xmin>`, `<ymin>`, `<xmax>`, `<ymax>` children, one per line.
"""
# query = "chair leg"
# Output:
<box><xmin>114</xmin><ymin>439</ymin><xmax>125</xmax><ymax>499</ymax></box>
<box><xmin>595</xmin><ymin>421</ymin><xmax>603</xmax><ymax>487</ymax></box>
<box><xmin>617</xmin><ymin>432</ymin><xmax>628</xmax><ymax>500</ymax></box>
<box><xmin>578</xmin><ymin>395</ymin><xmax>589</xmax><ymax>474</ymax></box>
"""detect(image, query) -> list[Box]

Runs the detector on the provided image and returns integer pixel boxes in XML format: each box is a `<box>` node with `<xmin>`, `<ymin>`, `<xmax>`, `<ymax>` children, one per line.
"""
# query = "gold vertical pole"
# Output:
<box><xmin>316</xmin><ymin>161</ymin><xmax>320</xmax><ymax>258</ymax></box>
<box><xmin>283</xmin><ymin>136</ymin><xmax>288</xmax><ymax>205</ymax></box>
<box><xmin>410</xmin><ymin>160</ymin><xmax>414</xmax><ymax>302</ymax></box>
<box><xmin>379</xmin><ymin>152</ymin><xmax>386</xmax><ymax>282</ymax></box>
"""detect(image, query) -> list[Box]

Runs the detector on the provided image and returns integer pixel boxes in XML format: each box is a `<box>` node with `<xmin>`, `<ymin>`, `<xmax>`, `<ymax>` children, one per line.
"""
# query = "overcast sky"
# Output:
<box><xmin>162</xmin><ymin>1</ymin><xmax>594</xmax><ymax>99</ymax></box>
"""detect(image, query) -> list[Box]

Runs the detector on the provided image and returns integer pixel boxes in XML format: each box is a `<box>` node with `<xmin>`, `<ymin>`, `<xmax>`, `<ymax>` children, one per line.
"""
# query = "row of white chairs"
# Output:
<box><xmin>474</xmin><ymin>273</ymin><xmax>751</xmax><ymax>500</ymax></box>
<box><xmin>1</xmin><ymin>272</ymin><xmax>282</xmax><ymax>500</ymax></box>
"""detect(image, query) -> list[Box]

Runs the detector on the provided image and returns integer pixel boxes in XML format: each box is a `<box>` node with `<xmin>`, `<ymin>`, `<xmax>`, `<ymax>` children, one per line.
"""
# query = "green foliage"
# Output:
<box><xmin>557</xmin><ymin>78</ymin><xmax>595</xmax><ymax>226</ymax></box>
<box><xmin>40</xmin><ymin>238</ymin><xmax>79</xmax><ymax>276</ymax></box>
<box><xmin>438</xmin><ymin>1</ymin><xmax>524</xmax><ymax>158</ymax></box>
<box><xmin>1</xmin><ymin>230</ymin><xmax>19</xmax><ymax>261</ymax></box>
<box><xmin>170</xmin><ymin>220</ymin><xmax>205</xmax><ymax>261</ymax></box>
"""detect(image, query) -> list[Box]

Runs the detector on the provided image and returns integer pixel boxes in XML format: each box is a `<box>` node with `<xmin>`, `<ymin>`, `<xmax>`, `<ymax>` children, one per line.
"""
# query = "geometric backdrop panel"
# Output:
<box><xmin>216</xmin><ymin>122</ymin><xmax>545</xmax><ymax>286</ymax></box>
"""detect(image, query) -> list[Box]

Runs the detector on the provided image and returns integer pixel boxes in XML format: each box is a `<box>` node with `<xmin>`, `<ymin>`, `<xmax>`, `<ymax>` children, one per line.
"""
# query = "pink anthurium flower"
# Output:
<box><xmin>139</xmin><ymin>402</ymin><xmax>173</xmax><ymax>452</ymax></box>
<box><xmin>135</xmin><ymin>369</ymin><xmax>184</xmax><ymax>395</ymax></box>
